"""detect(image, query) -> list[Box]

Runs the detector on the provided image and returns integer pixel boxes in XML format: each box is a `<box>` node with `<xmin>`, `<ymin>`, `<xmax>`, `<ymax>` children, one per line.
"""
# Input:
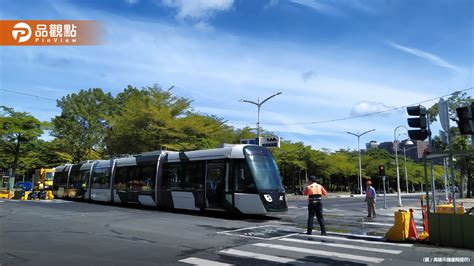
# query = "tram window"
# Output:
<box><xmin>54</xmin><ymin>171</ymin><xmax>66</xmax><ymax>186</ymax></box>
<box><xmin>80</xmin><ymin>170</ymin><xmax>90</xmax><ymax>189</ymax></box>
<box><xmin>183</xmin><ymin>163</ymin><xmax>205</xmax><ymax>190</ymax></box>
<box><xmin>163</xmin><ymin>164</ymin><xmax>183</xmax><ymax>190</ymax></box>
<box><xmin>114</xmin><ymin>167</ymin><xmax>129</xmax><ymax>191</ymax></box>
<box><xmin>135</xmin><ymin>164</ymin><xmax>155</xmax><ymax>192</ymax></box>
<box><xmin>69</xmin><ymin>168</ymin><xmax>81</xmax><ymax>189</ymax></box>
<box><xmin>91</xmin><ymin>167</ymin><xmax>110</xmax><ymax>189</ymax></box>
<box><xmin>233</xmin><ymin>161</ymin><xmax>256</xmax><ymax>193</ymax></box>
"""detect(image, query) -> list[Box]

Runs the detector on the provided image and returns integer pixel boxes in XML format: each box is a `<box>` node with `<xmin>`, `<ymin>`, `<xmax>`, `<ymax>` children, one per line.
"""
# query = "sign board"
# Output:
<box><xmin>240</xmin><ymin>137</ymin><xmax>281</xmax><ymax>147</ymax></box>
<box><xmin>259</xmin><ymin>137</ymin><xmax>281</xmax><ymax>148</ymax></box>
<box><xmin>417</xmin><ymin>140</ymin><xmax>428</xmax><ymax>158</ymax></box>
<box><xmin>438</xmin><ymin>98</ymin><xmax>450</xmax><ymax>132</ymax></box>
<box><xmin>393</xmin><ymin>140</ymin><xmax>400</xmax><ymax>152</ymax></box>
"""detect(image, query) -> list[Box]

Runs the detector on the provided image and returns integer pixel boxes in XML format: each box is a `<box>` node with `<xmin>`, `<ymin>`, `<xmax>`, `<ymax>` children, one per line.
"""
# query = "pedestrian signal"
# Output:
<box><xmin>378</xmin><ymin>165</ymin><xmax>385</xmax><ymax>176</ymax></box>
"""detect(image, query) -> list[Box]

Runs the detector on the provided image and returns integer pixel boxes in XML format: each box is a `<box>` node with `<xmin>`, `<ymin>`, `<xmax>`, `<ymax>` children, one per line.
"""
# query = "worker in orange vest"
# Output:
<box><xmin>304</xmin><ymin>175</ymin><xmax>328</xmax><ymax>235</ymax></box>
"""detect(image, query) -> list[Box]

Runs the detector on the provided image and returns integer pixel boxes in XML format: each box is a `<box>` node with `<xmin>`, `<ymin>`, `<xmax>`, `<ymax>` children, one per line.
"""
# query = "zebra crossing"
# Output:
<box><xmin>178</xmin><ymin>227</ymin><xmax>413</xmax><ymax>265</ymax></box>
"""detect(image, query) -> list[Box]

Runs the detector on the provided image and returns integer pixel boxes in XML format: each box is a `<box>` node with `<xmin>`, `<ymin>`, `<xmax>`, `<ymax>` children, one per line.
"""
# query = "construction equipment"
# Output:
<box><xmin>33</xmin><ymin>168</ymin><xmax>55</xmax><ymax>188</ymax></box>
<box><xmin>29</xmin><ymin>168</ymin><xmax>55</xmax><ymax>200</ymax></box>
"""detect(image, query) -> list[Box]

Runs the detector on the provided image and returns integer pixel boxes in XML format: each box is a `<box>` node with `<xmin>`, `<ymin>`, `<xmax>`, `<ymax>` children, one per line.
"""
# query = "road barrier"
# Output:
<box><xmin>435</xmin><ymin>204</ymin><xmax>465</xmax><ymax>214</ymax></box>
<box><xmin>428</xmin><ymin>208</ymin><xmax>474</xmax><ymax>249</ymax></box>
<box><xmin>385</xmin><ymin>210</ymin><xmax>410</xmax><ymax>242</ymax></box>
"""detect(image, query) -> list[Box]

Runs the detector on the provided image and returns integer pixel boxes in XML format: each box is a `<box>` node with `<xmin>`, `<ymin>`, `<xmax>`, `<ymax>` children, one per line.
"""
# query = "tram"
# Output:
<box><xmin>52</xmin><ymin>145</ymin><xmax>287</xmax><ymax>215</ymax></box>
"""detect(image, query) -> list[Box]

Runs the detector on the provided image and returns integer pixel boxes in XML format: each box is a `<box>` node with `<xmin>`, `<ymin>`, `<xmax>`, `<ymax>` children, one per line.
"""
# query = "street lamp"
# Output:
<box><xmin>394</xmin><ymin>126</ymin><xmax>410</xmax><ymax>207</ymax></box>
<box><xmin>346</xmin><ymin>129</ymin><xmax>376</xmax><ymax>195</ymax></box>
<box><xmin>403</xmin><ymin>142</ymin><xmax>416</xmax><ymax>194</ymax></box>
<box><xmin>240</xmin><ymin>92</ymin><xmax>282</xmax><ymax>144</ymax></box>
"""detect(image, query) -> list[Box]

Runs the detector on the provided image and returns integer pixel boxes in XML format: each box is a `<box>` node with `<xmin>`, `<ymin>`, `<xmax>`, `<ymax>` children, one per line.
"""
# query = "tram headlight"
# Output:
<box><xmin>264</xmin><ymin>194</ymin><xmax>273</xmax><ymax>202</ymax></box>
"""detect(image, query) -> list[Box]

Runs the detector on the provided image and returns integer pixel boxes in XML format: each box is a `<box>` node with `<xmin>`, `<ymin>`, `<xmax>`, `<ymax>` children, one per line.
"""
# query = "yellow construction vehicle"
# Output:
<box><xmin>33</xmin><ymin>168</ymin><xmax>55</xmax><ymax>188</ymax></box>
<box><xmin>29</xmin><ymin>168</ymin><xmax>55</xmax><ymax>200</ymax></box>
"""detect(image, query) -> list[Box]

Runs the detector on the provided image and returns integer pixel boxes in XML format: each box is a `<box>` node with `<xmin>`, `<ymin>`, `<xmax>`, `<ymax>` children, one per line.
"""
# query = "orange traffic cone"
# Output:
<box><xmin>407</xmin><ymin>208</ymin><xmax>418</xmax><ymax>242</ymax></box>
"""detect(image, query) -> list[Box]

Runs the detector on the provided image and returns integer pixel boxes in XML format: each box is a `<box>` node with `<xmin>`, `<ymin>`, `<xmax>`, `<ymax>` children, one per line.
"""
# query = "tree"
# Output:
<box><xmin>51</xmin><ymin>88</ymin><xmax>115</xmax><ymax>162</ymax></box>
<box><xmin>0</xmin><ymin>106</ymin><xmax>42</xmax><ymax>177</ymax></box>
<box><xmin>106</xmin><ymin>85</ymin><xmax>236</xmax><ymax>154</ymax></box>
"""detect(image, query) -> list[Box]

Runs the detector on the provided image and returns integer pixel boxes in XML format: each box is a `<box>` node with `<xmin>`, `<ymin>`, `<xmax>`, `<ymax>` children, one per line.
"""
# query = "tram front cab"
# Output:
<box><xmin>232</xmin><ymin>145</ymin><xmax>287</xmax><ymax>214</ymax></box>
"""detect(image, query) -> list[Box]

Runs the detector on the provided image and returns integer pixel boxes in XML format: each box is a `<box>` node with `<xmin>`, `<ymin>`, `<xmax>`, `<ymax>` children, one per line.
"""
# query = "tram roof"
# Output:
<box><xmin>165</xmin><ymin>144</ymin><xmax>250</xmax><ymax>162</ymax></box>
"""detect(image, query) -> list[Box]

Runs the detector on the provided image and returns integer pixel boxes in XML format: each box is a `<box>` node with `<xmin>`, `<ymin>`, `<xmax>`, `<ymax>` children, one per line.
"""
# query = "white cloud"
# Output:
<box><xmin>387</xmin><ymin>41</ymin><xmax>459</xmax><ymax>71</ymax></box>
<box><xmin>194</xmin><ymin>21</ymin><xmax>214</xmax><ymax>32</ymax></box>
<box><xmin>162</xmin><ymin>0</ymin><xmax>234</xmax><ymax>20</ymax></box>
<box><xmin>289</xmin><ymin>0</ymin><xmax>340</xmax><ymax>15</ymax></box>
<box><xmin>350</xmin><ymin>101</ymin><xmax>399</xmax><ymax>116</ymax></box>
<box><xmin>264</xmin><ymin>0</ymin><xmax>279</xmax><ymax>10</ymax></box>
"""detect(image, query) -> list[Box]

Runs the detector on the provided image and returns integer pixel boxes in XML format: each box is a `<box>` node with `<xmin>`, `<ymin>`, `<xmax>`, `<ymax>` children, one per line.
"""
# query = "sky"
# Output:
<box><xmin>0</xmin><ymin>0</ymin><xmax>473</xmax><ymax>151</ymax></box>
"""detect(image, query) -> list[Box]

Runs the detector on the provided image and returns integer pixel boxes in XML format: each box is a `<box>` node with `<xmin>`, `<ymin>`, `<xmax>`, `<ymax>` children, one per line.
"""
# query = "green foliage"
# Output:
<box><xmin>51</xmin><ymin>88</ymin><xmax>115</xmax><ymax>162</ymax></box>
<box><xmin>105</xmin><ymin>85</ymin><xmax>236</xmax><ymax>154</ymax></box>
<box><xmin>0</xmin><ymin>106</ymin><xmax>43</xmax><ymax>176</ymax></box>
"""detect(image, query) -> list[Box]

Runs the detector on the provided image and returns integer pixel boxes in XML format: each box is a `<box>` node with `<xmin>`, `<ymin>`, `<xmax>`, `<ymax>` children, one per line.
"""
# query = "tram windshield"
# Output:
<box><xmin>244</xmin><ymin>146</ymin><xmax>284</xmax><ymax>191</ymax></box>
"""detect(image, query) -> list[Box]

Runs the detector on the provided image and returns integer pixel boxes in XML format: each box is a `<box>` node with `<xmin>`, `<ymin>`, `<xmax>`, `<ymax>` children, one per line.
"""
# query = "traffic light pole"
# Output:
<box><xmin>382</xmin><ymin>175</ymin><xmax>387</xmax><ymax>209</ymax></box>
<box><xmin>427</xmin><ymin>114</ymin><xmax>437</xmax><ymax>213</ymax></box>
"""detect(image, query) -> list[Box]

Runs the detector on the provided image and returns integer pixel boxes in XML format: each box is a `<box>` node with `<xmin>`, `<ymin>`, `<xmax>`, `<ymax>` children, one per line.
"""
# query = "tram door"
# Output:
<box><xmin>206</xmin><ymin>161</ymin><xmax>225</xmax><ymax>209</ymax></box>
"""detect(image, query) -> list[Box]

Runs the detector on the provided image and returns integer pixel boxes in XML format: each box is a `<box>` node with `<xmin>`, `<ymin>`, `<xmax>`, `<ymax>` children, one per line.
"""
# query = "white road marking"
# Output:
<box><xmin>279</xmin><ymin>238</ymin><xmax>402</xmax><ymax>254</ymax></box>
<box><xmin>217</xmin><ymin>225</ymin><xmax>272</xmax><ymax>235</ymax></box>
<box><xmin>364</xmin><ymin>222</ymin><xmax>424</xmax><ymax>230</ymax></box>
<box><xmin>304</xmin><ymin>234</ymin><xmax>413</xmax><ymax>247</ymax></box>
<box><xmin>324</xmin><ymin>208</ymin><xmax>345</xmax><ymax>212</ymax></box>
<box><xmin>327</xmin><ymin>232</ymin><xmax>384</xmax><ymax>239</ymax></box>
<box><xmin>220</xmin><ymin>249</ymin><xmax>295</xmax><ymax>263</ymax></box>
<box><xmin>179</xmin><ymin>257</ymin><xmax>233</xmax><ymax>266</ymax></box>
<box><xmin>253</xmin><ymin>243</ymin><xmax>385</xmax><ymax>264</ymax></box>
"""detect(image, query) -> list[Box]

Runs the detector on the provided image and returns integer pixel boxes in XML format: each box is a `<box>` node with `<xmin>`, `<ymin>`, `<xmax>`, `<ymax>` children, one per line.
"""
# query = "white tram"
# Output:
<box><xmin>52</xmin><ymin>145</ymin><xmax>287</xmax><ymax>215</ymax></box>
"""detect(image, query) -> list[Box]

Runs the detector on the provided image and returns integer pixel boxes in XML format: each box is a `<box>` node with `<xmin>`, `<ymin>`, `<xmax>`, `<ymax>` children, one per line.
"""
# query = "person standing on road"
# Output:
<box><xmin>304</xmin><ymin>176</ymin><xmax>327</xmax><ymax>235</ymax></box>
<box><xmin>365</xmin><ymin>180</ymin><xmax>376</xmax><ymax>218</ymax></box>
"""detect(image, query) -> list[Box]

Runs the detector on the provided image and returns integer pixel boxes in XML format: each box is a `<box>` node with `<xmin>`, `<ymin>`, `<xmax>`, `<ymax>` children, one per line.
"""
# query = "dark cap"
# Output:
<box><xmin>309</xmin><ymin>175</ymin><xmax>317</xmax><ymax>182</ymax></box>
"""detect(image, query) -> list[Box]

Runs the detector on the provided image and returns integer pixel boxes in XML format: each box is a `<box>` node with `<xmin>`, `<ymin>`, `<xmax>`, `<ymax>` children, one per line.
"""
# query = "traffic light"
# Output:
<box><xmin>406</xmin><ymin>105</ymin><xmax>430</xmax><ymax>140</ymax></box>
<box><xmin>378</xmin><ymin>165</ymin><xmax>385</xmax><ymax>176</ymax></box>
<box><xmin>456</xmin><ymin>102</ymin><xmax>474</xmax><ymax>135</ymax></box>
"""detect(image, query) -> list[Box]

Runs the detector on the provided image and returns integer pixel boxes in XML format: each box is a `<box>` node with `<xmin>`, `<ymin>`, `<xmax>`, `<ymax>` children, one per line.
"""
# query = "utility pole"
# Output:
<box><xmin>240</xmin><ymin>92</ymin><xmax>282</xmax><ymax>145</ymax></box>
<box><xmin>347</xmin><ymin>129</ymin><xmax>376</xmax><ymax>195</ymax></box>
<box><xmin>394</xmin><ymin>126</ymin><xmax>410</xmax><ymax>207</ymax></box>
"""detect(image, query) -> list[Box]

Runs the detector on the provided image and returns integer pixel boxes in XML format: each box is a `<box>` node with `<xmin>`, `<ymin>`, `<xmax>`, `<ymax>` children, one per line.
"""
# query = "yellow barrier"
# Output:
<box><xmin>385</xmin><ymin>210</ymin><xmax>410</xmax><ymax>242</ymax></box>
<box><xmin>436</xmin><ymin>204</ymin><xmax>465</xmax><ymax>214</ymax></box>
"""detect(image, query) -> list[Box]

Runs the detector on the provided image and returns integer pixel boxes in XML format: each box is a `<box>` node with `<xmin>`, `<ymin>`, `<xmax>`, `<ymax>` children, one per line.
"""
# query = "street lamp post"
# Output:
<box><xmin>403</xmin><ymin>145</ymin><xmax>416</xmax><ymax>194</ymax></box>
<box><xmin>346</xmin><ymin>129</ymin><xmax>376</xmax><ymax>195</ymax></box>
<box><xmin>240</xmin><ymin>92</ymin><xmax>282</xmax><ymax>144</ymax></box>
<box><xmin>394</xmin><ymin>126</ymin><xmax>410</xmax><ymax>207</ymax></box>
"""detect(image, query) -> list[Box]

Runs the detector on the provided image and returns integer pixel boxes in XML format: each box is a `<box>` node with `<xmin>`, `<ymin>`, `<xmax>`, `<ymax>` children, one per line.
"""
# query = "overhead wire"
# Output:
<box><xmin>0</xmin><ymin>88</ymin><xmax>57</xmax><ymax>101</ymax></box>
<box><xmin>2</xmin><ymin>87</ymin><xmax>473</xmax><ymax>126</ymax></box>
<box><xmin>231</xmin><ymin>87</ymin><xmax>474</xmax><ymax>126</ymax></box>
